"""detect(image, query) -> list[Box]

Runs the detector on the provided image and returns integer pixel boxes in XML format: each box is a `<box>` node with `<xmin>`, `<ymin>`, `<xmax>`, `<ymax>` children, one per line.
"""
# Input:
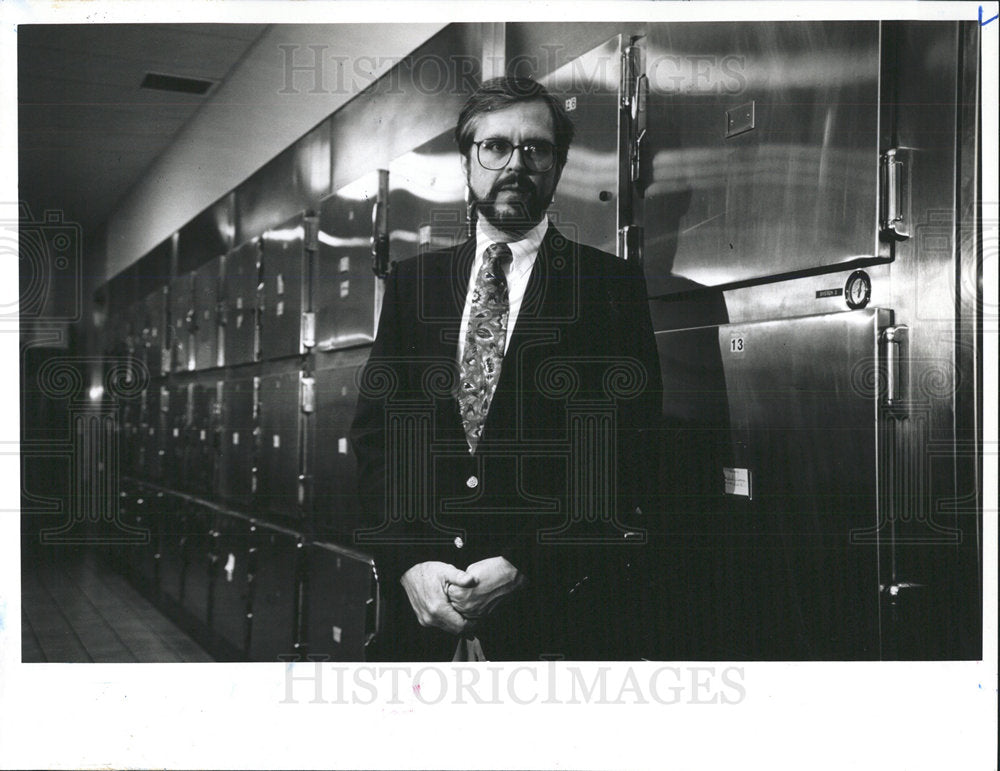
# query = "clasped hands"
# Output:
<box><xmin>400</xmin><ymin>556</ymin><xmax>525</xmax><ymax>634</ymax></box>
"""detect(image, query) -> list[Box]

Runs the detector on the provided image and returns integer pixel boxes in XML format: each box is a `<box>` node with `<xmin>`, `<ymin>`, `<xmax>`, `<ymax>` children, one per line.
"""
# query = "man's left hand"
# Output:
<box><xmin>445</xmin><ymin>556</ymin><xmax>526</xmax><ymax>620</ymax></box>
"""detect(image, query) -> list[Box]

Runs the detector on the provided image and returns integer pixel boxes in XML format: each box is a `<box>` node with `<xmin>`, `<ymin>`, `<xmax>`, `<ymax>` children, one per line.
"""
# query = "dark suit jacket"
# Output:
<box><xmin>350</xmin><ymin>223</ymin><xmax>662</xmax><ymax>660</ymax></box>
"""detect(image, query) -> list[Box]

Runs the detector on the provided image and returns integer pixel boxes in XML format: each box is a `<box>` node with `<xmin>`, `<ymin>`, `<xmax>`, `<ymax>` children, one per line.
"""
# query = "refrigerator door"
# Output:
<box><xmin>247</xmin><ymin>523</ymin><xmax>302</xmax><ymax>662</ymax></box>
<box><xmin>141</xmin><ymin>287</ymin><xmax>167</xmax><ymax>376</ymax></box>
<box><xmin>388</xmin><ymin>130</ymin><xmax>469</xmax><ymax>262</ymax></box>
<box><xmin>651</xmin><ymin>307</ymin><xmax>890</xmax><ymax>659</ymax></box>
<box><xmin>223</xmin><ymin>240</ymin><xmax>261</xmax><ymax>366</ymax></box>
<box><xmin>310</xmin><ymin>361</ymin><xmax>365</xmax><ymax>545</ymax></box>
<box><xmin>641</xmin><ymin>22</ymin><xmax>882</xmax><ymax>297</ymax></box>
<box><xmin>256</xmin><ymin>369</ymin><xmax>305</xmax><ymax>520</ymax></box>
<box><xmin>302</xmin><ymin>542</ymin><xmax>377</xmax><ymax>661</ymax></box>
<box><xmin>314</xmin><ymin>171</ymin><xmax>385</xmax><ymax>351</ymax></box>
<box><xmin>260</xmin><ymin>214</ymin><xmax>309</xmax><ymax>361</ymax></box>
<box><xmin>169</xmin><ymin>271</ymin><xmax>196</xmax><ymax>373</ymax></box>
<box><xmin>540</xmin><ymin>34</ymin><xmax>623</xmax><ymax>256</ymax></box>
<box><xmin>209</xmin><ymin>512</ymin><xmax>252</xmax><ymax>658</ymax></box>
<box><xmin>193</xmin><ymin>256</ymin><xmax>222</xmax><ymax>371</ymax></box>
<box><xmin>219</xmin><ymin>375</ymin><xmax>256</xmax><ymax>507</ymax></box>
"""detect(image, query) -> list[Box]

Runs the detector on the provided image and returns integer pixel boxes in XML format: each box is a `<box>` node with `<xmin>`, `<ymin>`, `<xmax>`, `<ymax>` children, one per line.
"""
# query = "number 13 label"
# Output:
<box><xmin>729</xmin><ymin>336</ymin><xmax>745</xmax><ymax>354</ymax></box>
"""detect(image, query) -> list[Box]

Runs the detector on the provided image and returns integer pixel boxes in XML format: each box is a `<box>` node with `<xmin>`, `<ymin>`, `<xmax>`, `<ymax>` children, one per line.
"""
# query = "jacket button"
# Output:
<box><xmin>454</xmin><ymin>536</ymin><xmax>464</xmax><ymax>549</ymax></box>
<box><xmin>466</xmin><ymin>475</ymin><xmax>479</xmax><ymax>489</ymax></box>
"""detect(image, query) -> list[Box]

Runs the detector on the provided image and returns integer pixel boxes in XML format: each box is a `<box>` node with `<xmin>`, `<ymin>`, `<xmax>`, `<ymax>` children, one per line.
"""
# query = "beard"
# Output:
<box><xmin>469</xmin><ymin>174</ymin><xmax>554</xmax><ymax>236</ymax></box>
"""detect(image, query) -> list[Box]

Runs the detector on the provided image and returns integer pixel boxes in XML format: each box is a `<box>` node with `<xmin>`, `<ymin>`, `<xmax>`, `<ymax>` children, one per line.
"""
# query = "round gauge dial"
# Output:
<box><xmin>845</xmin><ymin>270</ymin><xmax>872</xmax><ymax>309</ymax></box>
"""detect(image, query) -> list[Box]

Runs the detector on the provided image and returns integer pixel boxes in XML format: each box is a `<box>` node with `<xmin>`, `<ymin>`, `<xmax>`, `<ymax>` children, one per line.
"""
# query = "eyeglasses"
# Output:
<box><xmin>472</xmin><ymin>138</ymin><xmax>557</xmax><ymax>173</ymax></box>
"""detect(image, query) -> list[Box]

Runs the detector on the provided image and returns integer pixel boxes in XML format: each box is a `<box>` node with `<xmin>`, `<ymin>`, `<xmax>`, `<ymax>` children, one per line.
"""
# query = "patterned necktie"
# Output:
<box><xmin>458</xmin><ymin>242</ymin><xmax>513</xmax><ymax>452</ymax></box>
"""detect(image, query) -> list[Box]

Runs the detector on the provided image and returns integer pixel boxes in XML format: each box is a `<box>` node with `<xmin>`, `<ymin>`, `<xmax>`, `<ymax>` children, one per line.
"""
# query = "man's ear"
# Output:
<box><xmin>461</xmin><ymin>153</ymin><xmax>470</xmax><ymax>179</ymax></box>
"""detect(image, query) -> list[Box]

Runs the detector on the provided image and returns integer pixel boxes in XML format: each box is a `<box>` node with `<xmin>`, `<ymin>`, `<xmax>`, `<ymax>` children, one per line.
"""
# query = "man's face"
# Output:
<box><xmin>462</xmin><ymin>100</ymin><xmax>562</xmax><ymax>237</ymax></box>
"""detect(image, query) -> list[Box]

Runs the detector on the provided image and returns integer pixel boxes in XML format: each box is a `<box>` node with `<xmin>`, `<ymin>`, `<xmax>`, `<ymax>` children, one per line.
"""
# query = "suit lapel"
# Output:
<box><xmin>504</xmin><ymin>223</ymin><xmax>573</xmax><ymax>351</ymax></box>
<box><xmin>418</xmin><ymin>237</ymin><xmax>476</xmax><ymax>362</ymax></box>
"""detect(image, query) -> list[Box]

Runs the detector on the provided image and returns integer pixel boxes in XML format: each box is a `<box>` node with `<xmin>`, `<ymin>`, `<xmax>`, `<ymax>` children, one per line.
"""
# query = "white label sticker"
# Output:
<box><xmin>729</xmin><ymin>335</ymin><xmax>746</xmax><ymax>355</ymax></box>
<box><xmin>338</xmin><ymin>437</ymin><xmax>348</xmax><ymax>454</ymax></box>
<box><xmin>339</xmin><ymin>256</ymin><xmax>350</xmax><ymax>273</ymax></box>
<box><xmin>724</xmin><ymin>467</ymin><xmax>752</xmax><ymax>498</ymax></box>
<box><xmin>418</xmin><ymin>224</ymin><xmax>432</xmax><ymax>245</ymax></box>
<box><xmin>565</xmin><ymin>96</ymin><xmax>577</xmax><ymax>111</ymax></box>
<box><xmin>236</xmin><ymin>296</ymin><xmax>243</xmax><ymax>310</ymax></box>
<box><xmin>276</xmin><ymin>273</ymin><xmax>285</xmax><ymax>295</ymax></box>
<box><xmin>273</xmin><ymin>434</ymin><xmax>281</xmax><ymax>448</ymax></box>
<box><xmin>199</xmin><ymin>429</ymin><xmax>206</xmax><ymax>441</ymax></box>
<box><xmin>339</xmin><ymin>280</ymin><xmax>350</xmax><ymax>298</ymax></box>
<box><xmin>172</xmin><ymin>427</ymin><xmax>179</xmax><ymax>438</ymax></box>
<box><xmin>232</xmin><ymin>431</ymin><xmax>239</xmax><ymax>445</ymax></box>
<box><xmin>332</xmin><ymin>626</ymin><xmax>342</xmax><ymax>644</ymax></box>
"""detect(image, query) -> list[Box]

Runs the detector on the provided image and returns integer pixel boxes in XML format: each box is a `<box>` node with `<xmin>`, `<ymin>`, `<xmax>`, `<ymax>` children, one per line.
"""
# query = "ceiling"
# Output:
<box><xmin>17</xmin><ymin>24</ymin><xmax>269</xmax><ymax>247</ymax></box>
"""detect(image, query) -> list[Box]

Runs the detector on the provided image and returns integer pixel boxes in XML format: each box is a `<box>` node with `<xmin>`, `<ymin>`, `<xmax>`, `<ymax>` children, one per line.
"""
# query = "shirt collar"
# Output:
<box><xmin>474</xmin><ymin>216</ymin><xmax>548</xmax><ymax>280</ymax></box>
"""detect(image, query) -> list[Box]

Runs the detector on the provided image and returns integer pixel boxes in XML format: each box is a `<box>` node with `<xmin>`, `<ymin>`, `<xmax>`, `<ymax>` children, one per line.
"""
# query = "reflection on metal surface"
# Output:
<box><xmin>140</xmin><ymin>287</ymin><xmax>166</xmax><ymax>376</ymax></box>
<box><xmin>236</xmin><ymin>121</ymin><xmax>330</xmax><ymax>245</ymax></box>
<box><xmin>179</xmin><ymin>506</ymin><xmax>214</xmax><ymax>626</ymax></box>
<box><xmin>540</xmin><ymin>35</ymin><xmax>621</xmax><ymax>255</ymax></box>
<box><xmin>193</xmin><ymin>256</ymin><xmax>221</xmax><ymax>371</ymax></box>
<box><xmin>311</xmin><ymin>363</ymin><xmax>365</xmax><ymax>543</ymax></box>
<box><xmin>388</xmin><ymin>151</ymin><xmax>465</xmax><ymax>203</ymax></box>
<box><xmin>223</xmin><ymin>240</ymin><xmax>260</xmax><ymax>366</ymax></box>
<box><xmin>330</xmin><ymin>24</ymin><xmax>480</xmax><ymax>190</ymax></box>
<box><xmin>220</xmin><ymin>376</ymin><xmax>255</xmax><ymax>506</ymax></box>
<box><xmin>210</xmin><ymin>514</ymin><xmax>251</xmax><ymax>656</ymax></box>
<box><xmin>260</xmin><ymin>214</ymin><xmax>308</xmax><ymax>360</ymax></box>
<box><xmin>303</xmin><ymin>542</ymin><xmax>378</xmax><ymax>660</ymax></box>
<box><xmin>169</xmin><ymin>271</ymin><xmax>195</xmax><ymax>373</ymax></box>
<box><xmin>336</xmin><ymin>173</ymin><xmax>380</xmax><ymax>202</ymax></box>
<box><xmin>177</xmin><ymin>195</ymin><xmax>234</xmax><ymax>275</ymax></box>
<box><xmin>721</xmin><ymin>309</ymin><xmax>887</xmax><ymax>657</ymax></box>
<box><xmin>188</xmin><ymin>378</ymin><xmax>222</xmax><ymax>497</ymax></box>
<box><xmin>247</xmin><ymin>524</ymin><xmax>301</xmax><ymax>660</ymax></box>
<box><xmin>643</xmin><ymin>22</ymin><xmax>882</xmax><ymax>295</ymax></box>
<box><xmin>264</xmin><ymin>225</ymin><xmax>305</xmax><ymax>244</ymax></box>
<box><xmin>315</xmin><ymin>171</ymin><xmax>384</xmax><ymax>351</ymax></box>
<box><xmin>389</xmin><ymin>131</ymin><xmax>468</xmax><ymax>258</ymax></box>
<box><xmin>653</xmin><ymin>308</ymin><xmax>889</xmax><ymax>657</ymax></box>
<box><xmin>256</xmin><ymin>370</ymin><xmax>303</xmax><ymax>518</ymax></box>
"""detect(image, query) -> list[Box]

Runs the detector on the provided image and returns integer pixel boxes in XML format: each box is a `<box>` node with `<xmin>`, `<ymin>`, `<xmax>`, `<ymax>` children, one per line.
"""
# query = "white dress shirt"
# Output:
<box><xmin>457</xmin><ymin>217</ymin><xmax>548</xmax><ymax>363</ymax></box>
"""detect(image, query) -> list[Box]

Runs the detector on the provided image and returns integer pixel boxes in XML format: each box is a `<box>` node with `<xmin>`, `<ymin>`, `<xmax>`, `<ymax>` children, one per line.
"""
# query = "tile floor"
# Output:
<box><xmin>20</xmin><ymin>546</ymin><xmax>213</xmax><ymax>663</ymax></box>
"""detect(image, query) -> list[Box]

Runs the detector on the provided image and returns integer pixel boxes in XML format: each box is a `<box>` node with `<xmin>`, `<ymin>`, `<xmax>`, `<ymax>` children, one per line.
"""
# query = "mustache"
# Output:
<box><xmin>490</xmin><ymin>176</ymin><xmax>537</xmax><ymax>196</ymax></box>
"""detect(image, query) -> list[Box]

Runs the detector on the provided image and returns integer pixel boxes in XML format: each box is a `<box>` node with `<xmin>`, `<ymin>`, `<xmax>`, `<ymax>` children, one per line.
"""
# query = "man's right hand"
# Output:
<box><xmin>399</xmin><ymin>562</ymin><xmax>478</xmax><ymax>634</ymax></box>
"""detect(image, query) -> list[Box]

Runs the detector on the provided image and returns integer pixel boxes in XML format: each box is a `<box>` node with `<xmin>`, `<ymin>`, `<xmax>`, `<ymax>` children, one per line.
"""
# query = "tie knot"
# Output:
<box><xmin>484</xmin><ymin>242</ymin><xmax>513</xmax><ymax>271</ymax></box>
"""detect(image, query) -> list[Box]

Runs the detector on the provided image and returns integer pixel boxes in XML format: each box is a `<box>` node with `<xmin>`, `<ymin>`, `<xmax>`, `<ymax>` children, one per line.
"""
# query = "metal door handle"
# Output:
<box><xmin>880</xmin><ymin>148</ymin><xmax>910</xmax><ymax>240</ymax></box>
<box><xmin>882</xmin><ymin>325</ymin><xmax>908</xmax><ymax>406</ymax></box>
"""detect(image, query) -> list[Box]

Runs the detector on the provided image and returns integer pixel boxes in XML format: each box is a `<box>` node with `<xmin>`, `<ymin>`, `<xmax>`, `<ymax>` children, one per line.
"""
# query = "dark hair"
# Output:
<box><xmin>455</xmin><ymin>76</ymin><xmax>575</xmax><ymax>169</ymax></box>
